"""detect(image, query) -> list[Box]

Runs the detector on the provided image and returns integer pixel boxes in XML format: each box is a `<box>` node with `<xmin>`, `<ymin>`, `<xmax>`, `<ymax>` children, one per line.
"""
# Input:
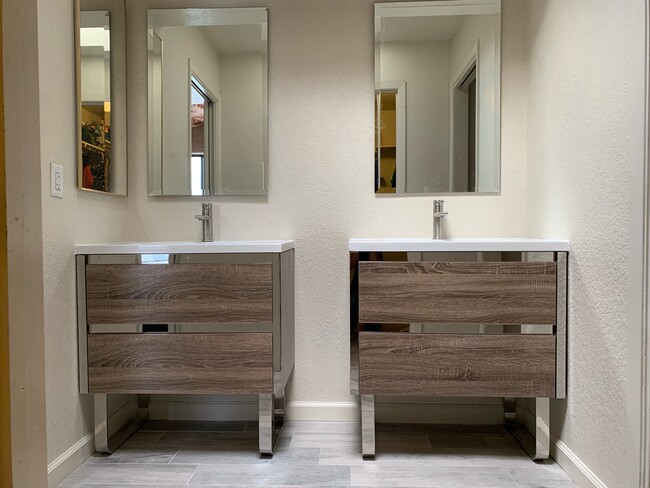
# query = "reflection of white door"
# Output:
<box><xmin>376</xmin><ymin>81</ymin><xmax>406</xmax><ymax>194</ymax></box>
<box><xmin>449</xmin><ymin>42</ymin><xmax>479</xmax><ymax>192</ymax></box>
<box><xmin>188</xmin><ymin>60</ymin><xmax>221</xmax><ymax>195</ymax></box>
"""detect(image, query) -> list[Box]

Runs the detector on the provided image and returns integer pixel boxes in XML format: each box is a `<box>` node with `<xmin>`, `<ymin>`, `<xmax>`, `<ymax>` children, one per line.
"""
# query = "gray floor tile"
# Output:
<box><xmin>58</xmin><ymin>464</ymin><xmax>198</xmax><ymax>486</ymax></box>
<box><xmin>428</xmin><ymin>432</ymin><xmax>521</xmax><ymax>449</ymax></box>
<box><xmin>57</xmin><ymin>422</ymin><xmax>575</xmax><ymax>488</ymax></box>
<box><xmin>510</xmin><ymin>466</ymin><xmax>573</xmax><ymax>483</ymax></box>
<box><xmin>283</xmin><ymin>421</ymin><xmax>361</xmax><ymax>434</ymax></box>
<box><xmin>122</xmin><ymin>431</ymin><xmax>164</xmax><ymax>447</ymax></box>
<box><xmin>172</xmin><ymin>446</ymin><xmax>320</xmax><ymax>465</ymax></box>
<box><xmin>465</xmin><ymin>447</ymin><xmax>539</xmax><ymax>468</ymax></box>
<box><xmin>72</xmin><ymin>485</ymin><xmax>216</xmax><ymax>488</ymax></box>
<box><xmin>290</xmin><ymin>432</ymin><xmax>361</xmax><ymax>449</ymax></box>
<box><xmin>72</xmin><ymin>486</ymin><xmax>244</xmax><ymax>488</ymax></box>
<box><xmin>320</xmin><ymin>445</ymin><xmax>472</xmax><ymax>467</ymax></box>
<box><xmin>142</xmin><ymin>420</ymin><xmax>248</xmax><ymax>432</ymax></box>
<box><xmin>70</xmin><ymin>485</ymin><xmax>200</xmax><ymax>488</ymax></box>
<box><xmin>87</xmin><ymin>446</ymin><xmax>180</xmax><ymax>464</ymax></box>
<box><xmin>350</xmin><ymin>465</ymin><xmax>518</xmax><ymax>487</ymax></box>
<box><xmin>377</xmin><ymin>423</ymin><xmax>510</xmax><ymax>435</ymax></box>
<box><xmin>516</xmin><ymin>482</ymin><xmax>578</xmax><ymax>488</ymax></box>
<box><xmin>157</xmin><ymin>430</ymin><xmax>260</xmax><ymax>448</ymax></box>
<box><xmin>190</xmin><ymin>464</ymin><xmax>350</xmax><ymax>486</ymax></box>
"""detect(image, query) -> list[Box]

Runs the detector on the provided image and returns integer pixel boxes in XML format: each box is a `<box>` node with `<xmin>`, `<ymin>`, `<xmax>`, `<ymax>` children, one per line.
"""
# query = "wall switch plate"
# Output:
<box><xmin>50</xmin><ymin>162</ymin><xmax>63</xmax><ymax>198</ymax></box>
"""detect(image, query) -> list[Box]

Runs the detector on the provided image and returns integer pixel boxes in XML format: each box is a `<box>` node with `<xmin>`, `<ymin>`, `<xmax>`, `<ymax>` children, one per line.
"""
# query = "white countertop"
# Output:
<box><xmin>349</xmin><ymin>238</ymin><xmax>569</xmax><ymax>252</ymax></box>
<box><xmin>75</xmin><ymin>240</ymin><xmax>295</xmax><ymax>255</ymax></box>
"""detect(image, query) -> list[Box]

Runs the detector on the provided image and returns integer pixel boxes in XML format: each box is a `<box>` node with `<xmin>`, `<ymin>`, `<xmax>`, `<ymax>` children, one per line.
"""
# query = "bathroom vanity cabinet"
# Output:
<box><xmin>76</xmin><ymin>241</ymin><xmax>294</xmax><ymax>456</ymax></box>
<box><xmin>349</xmin><ymin>238</ymin><xmax>568</xmax><ymax>460</ymax></box>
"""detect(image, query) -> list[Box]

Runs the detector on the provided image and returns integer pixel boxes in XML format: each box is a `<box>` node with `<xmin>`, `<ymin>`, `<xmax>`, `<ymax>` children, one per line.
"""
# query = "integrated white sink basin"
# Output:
<box><xmin>349</xmin><ymin>238</ymin><xmax>569</xmax><ymax>253</ymax></box>
<box><xmin>75</xmin><ymin>240</ymin><xmax>295</xmax><ymax>254</ymax></box>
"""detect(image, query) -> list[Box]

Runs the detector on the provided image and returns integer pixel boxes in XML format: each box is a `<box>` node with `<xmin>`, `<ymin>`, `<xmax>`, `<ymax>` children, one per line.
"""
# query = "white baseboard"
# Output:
<box><xmin>286</xmin><ymin>401</ymin><xmax>360</xmax><ymax>421</ymax></box>
<box><xmin>47</xmin><ymin>401</ymin><xmax>135</xmax><ymax>488</ymax></box>
<box><xmin>46</xmin><ymin>431</ymin><xmax>94</xmax><ymax>488</ymax></box>
<box><xmin>552</xmin><ymin>440</ymin><xmax>608</xmax><ymax>488</ymax></box>
<box><xmin>149</xmin><ymin>399</ymin><xmax>504</xmax><ymax>424</ymax></box>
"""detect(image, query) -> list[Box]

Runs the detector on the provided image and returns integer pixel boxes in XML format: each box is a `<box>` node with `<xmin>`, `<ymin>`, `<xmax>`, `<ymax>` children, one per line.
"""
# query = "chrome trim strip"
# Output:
<box><xmin>505</xmin><ymin>397</ymin><xmax>550</xmax><ymax>461</ymax></box>
<box><xmin>361</xmin><ymin>394</ymin><xmax>376</xmax><ymax>460</ymax></box>
<box><xmin>85</xmin><ymin>253</ymin><xmax>276</xmax><ymax>265</ymax></box>
<box><xmin>88</xmin><ymin>324</ymin><xmax>274</xmax><ymax>334</ymax></box>
<box><xmin>556</xmin><ymin>252</ymin><xmax>568</xmax><ymax>399</ymax></box>
<box><xmin>94</xmin><ymin>394</ymin><xmax>149</xmax><ymax>454</ymax></box>
<box><xmin>76</xmin><ymin>255</ymin><xmax>89</xmax><ymax>394</ymax></box>
<box><xmin>272</xmin><ymin>254</ymin><xmax>282</xmax><ymax>371</ymax></box>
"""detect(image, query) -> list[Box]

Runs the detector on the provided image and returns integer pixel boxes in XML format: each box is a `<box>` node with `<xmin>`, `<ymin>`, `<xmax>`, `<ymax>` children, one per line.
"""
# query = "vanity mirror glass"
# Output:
<box><xmin>148</xmin><ymin>8</ymin><xmax>268</xmax><ymax>196</ymax></box>
<box><xmin>76</xmin><ymin>0</ymin><xmax>127</xmax><ymax>195</ymax></box>
<box><xmin>375</xmin><ymin>0</ymin><xmax>501</xmax><ymax>194</ymax></box>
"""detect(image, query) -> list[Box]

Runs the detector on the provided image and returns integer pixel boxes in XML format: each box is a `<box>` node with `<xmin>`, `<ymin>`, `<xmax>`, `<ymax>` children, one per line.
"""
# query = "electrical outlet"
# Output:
<box><xmin>50</xmin><ymin>163</ymin><xmax>63</xmax><ymax>198</ymax></box>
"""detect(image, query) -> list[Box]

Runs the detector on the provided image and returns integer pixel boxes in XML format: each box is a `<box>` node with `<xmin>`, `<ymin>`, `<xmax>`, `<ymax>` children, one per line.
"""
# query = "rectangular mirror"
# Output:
<box><xmin>375</xmin><ymin>0</ymin><xmax>501</xmax><ymax>194</ymax></box>
<box><xmin>148</xmin><ymin>8</ymin><xmax>268</xmax><ymax>196</ymax></box>
<box><xmin>76</xmin><ymin>0</ymin><xmax>127</xmax><ymax>196</ymax></box>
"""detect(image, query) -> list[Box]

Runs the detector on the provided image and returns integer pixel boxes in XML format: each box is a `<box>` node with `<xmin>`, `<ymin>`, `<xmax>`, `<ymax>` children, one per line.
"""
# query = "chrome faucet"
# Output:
<box><xmin>433</xmin><ymin>200</ymin><xmax>448</xmax><ymax>240</ymax></box>
<box><xmin>194</xmin><ymin>203</ymin><xmax>213</xmax><ymax>242</ymax></box>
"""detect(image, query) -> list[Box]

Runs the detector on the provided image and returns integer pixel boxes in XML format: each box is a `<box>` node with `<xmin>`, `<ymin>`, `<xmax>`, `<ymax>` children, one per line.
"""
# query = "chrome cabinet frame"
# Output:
<box><xmin>76</xmin><ymin>251</ymin><xmax>294</xmax><ymax>455</ymax></box>
<box><xmin>350</xmin><ymin>250</ymin><xmax>568</xmax><ymax>461</ymax></box>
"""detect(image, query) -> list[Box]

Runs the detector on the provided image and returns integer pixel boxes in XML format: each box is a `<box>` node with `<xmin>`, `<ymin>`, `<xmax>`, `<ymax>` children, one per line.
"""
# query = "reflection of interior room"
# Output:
<box><xmin>375</xmin><ymin>91</ymin><xmax>397</xmax><ymax>193</ymax></box>
<box><xmin>79</xmin><ymin>11</ymin><xmax>111</xmax><ymax>192</ymax></box>
<box><xmin>378</xmin><ymin>13</ymin><xmax>497</xmax><ymax>193</ymax></box>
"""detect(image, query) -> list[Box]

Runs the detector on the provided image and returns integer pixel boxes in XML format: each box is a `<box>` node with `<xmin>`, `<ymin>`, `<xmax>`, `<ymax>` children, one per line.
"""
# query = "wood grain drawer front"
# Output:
<box><xmin>359</xmin><ymin>333</ymin><xmax>556</xmax><ymax>398</ymax></box>
<box><xmin>88</xmin><ymin>333</ymin><xmax>273</xmax><ymax>394</ymax></box>
<box><xmin>86</xmin><ymin>263</ymin><xmax>273</xmax><ymax>325</ymax></box>
<box><xmin>359</xmin><ymin>262</ymin><xmax>557</xmax><ymax>325</ymax></box>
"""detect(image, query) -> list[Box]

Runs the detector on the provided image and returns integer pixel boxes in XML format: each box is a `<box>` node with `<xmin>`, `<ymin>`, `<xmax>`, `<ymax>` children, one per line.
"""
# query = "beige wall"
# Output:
<box><xmin>7</xmin><ymin>0</ymin><xmax>646</xmax><ymax>486</ymax></box>
<box><xmin>126</xmin><ymin>0</ymin><xmax>528</xmax><ymax>414</ymax></box>
<box><xmin>525</xmin><ymin>1</ymin><xmax>645</xmax><ymax>487</ymax></box>
<box><xmin>35</xmin><ymin>0</ymin><xmax>129</xmax><ymax>484</ymax></box>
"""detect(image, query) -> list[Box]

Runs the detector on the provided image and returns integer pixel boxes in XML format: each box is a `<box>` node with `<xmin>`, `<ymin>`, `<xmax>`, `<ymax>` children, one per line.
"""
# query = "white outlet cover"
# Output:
<box><xmin>50</xmin><ymin>162</ymin><xmax>63</xmax><ymax>198</ymax></box>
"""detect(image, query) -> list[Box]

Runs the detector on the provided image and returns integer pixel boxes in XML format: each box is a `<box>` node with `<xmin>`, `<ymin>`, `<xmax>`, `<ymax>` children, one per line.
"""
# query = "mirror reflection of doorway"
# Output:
<box><xmin>450</xmin><ymin>48</ymin><xmax>478</xmax><ymax>193</ymax></box>
<box><xmin>190</xmin><ymin>74</ymin><xmax>218</xmax><ymax>196</ymax></box>
<box><xmin>375</xmin><ymin>81</ymin><xmax>406</xmax><ymax>194</ymax></box>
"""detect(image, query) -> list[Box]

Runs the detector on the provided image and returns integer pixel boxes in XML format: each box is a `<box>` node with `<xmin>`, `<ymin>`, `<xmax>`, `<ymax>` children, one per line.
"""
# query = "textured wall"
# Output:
<box><xmin>36</xmin><ymin>0</ymin><xmax>129</xmax><ymax>471</ymax></box>
<box><xmin>525</xmin><ymin>1</ymin><xmax>644</xmax><ymax>486</ymax></box>
<box><xmin>126</xmin><ymin>0</ymin><xmax>528</xmax><ymax>410</ymax></box>
<box><xmin>35</xmin><ymin>0</ymin><xmax>530</xmax><ymax>480</ymax></box>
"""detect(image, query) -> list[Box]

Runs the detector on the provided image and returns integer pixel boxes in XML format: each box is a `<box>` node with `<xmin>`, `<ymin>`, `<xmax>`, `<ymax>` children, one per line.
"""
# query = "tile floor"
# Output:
<box><xmin>58</xmin><ymin>421</ymin><xmax>577</xmax><ymax>487</ymax></box>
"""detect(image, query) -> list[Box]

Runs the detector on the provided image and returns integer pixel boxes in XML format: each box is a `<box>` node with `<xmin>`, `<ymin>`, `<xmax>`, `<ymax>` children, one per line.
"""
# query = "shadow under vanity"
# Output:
<box><xmin>75</xmin><ymin>240</ymin><xmax>294</xmax><ymax>456</ymax></box>
<box><xmin>350</xmin><ymin>238</ymin><xmax>568</xmax><ymax>460</ymax></box>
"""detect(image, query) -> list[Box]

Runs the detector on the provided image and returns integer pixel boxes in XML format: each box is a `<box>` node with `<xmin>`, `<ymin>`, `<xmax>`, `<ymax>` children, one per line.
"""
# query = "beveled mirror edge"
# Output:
<box><xmin>374</xmin><ymin>0</ymin><xmax>502</xmax><ymax>196</ymax></box>
<box><xmin>146</xmin><ymin>7</ymin><xmax>269</xmax><ymax>197</ymax></box>
<box><xmin>76</xmin><ymin>0</ymin><xmax>128</xmax><ymax>197</ymax></box>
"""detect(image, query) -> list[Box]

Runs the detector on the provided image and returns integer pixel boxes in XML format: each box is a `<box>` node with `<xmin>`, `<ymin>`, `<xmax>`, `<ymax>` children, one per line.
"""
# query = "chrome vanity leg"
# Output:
<box><xmin>361</xmin><ymin>394</ymin><xmax>376</xmax><ymax>460</ymax></box>
<box><xmin>259</xmin><ymin>393</ymin><xmax>283</xmax><ymax>457</ymax></box>
<box><xmin>504</xmin><ymin>397</ymin><xmax>550</xmax><ymax>461</ymax></box>
<box><xmin>94</xmin><ymin>394</ymin><xmax>149</xmax><ymax>454</ymax></box>
<box><xmin>533</xmin><ymin>398</ymin><xmax>551</xmax><ymax>460</ymax></box>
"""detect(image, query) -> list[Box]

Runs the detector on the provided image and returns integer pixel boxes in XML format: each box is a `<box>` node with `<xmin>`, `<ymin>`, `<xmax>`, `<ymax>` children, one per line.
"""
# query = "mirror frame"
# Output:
<box><xmin>374</xmin><ymin>0</ymin><xmax>501</xmax><ymax>195</ymax></box>
<box><xmin>75</xmin><ymin>0</ymin><xmax>128</xmax><ymax>196</ymax></box>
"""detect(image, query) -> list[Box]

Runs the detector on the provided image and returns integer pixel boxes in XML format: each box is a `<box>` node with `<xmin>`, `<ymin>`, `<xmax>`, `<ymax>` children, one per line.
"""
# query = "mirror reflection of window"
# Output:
<box><xmin>79</xmin><ymin>10</ymin><xmax>111</xmax><ymax>192</ymax></box>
